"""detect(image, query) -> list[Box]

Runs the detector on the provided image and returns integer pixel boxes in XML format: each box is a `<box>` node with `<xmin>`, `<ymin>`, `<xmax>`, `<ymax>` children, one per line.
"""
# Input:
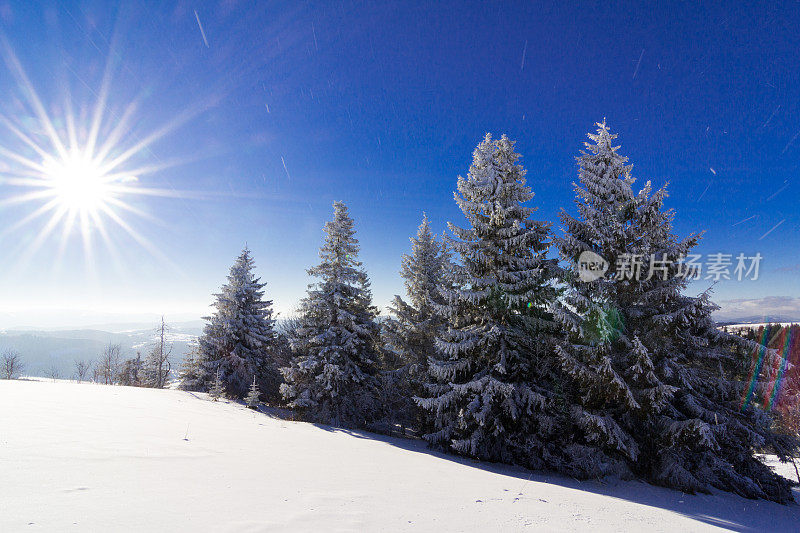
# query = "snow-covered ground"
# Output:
<box><xmin>1</xmin><ymin>379</ymin><xmax>797</xmax><ymax>532</ymax></box>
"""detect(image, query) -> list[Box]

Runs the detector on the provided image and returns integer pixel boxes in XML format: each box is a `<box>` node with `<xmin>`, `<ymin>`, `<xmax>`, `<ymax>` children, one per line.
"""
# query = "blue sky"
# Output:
<box><xmin>0</xmin><ymin>1</ymin><xmax>798</xmax><ymax>327</ymax></box>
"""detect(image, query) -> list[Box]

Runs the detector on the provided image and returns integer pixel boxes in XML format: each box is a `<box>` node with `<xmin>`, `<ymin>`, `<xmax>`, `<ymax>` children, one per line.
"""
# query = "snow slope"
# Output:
<box><xmin>1</xmin><ymin>380</ymin><xmax>798</xmax><ymax>532</ymax></box>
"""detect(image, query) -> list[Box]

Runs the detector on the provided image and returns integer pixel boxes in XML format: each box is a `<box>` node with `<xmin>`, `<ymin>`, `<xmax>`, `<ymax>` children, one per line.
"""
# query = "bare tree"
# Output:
<box><xmin>97</xmin><ymin>344</ymin><xmax>122</xmax><ymax>385</ymax></box>
<box><xmin>74</xmin><ymin>359</ymin><xmax>93</xmax><ymax>383</ymax></box>
<box><xmin>145</xmin><ymin>316</ymin><xmax>172</xmax><ymax>388</ymax></box>
<box><xmin>47</xmin><ymin>364</ymin><xmax>61</xmax><ymax>381</ymax></box>
<box><xmin>2</xmin><ymin>350</ymin><xmax>24</xmax><ymax>379</ymax></box>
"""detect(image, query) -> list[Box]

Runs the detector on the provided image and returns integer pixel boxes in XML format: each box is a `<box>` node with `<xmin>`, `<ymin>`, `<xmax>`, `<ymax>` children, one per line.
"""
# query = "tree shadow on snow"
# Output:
<box><xmin>305</xmin><ymin>421</ymin><xmax>799</xmax><ymax>532</ymax></box>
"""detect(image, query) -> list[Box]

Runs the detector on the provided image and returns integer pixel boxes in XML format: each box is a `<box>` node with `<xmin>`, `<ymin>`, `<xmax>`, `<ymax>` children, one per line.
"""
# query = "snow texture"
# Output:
<box><xmin>1</xmin><ymin>379</ymin><xmax>797</xmax><ymax>532</ymax></box>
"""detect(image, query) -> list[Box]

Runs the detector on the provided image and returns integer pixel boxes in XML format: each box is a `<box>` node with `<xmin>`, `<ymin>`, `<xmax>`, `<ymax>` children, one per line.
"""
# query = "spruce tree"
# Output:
<box><xmin>118</xmin><ymin>353</ymin><xmax>144</xmax><ymax>387</ymax></box>
<box><xmin>245</xmin><ymin>375</ymin><xmax>261</xmax><ymax>408</ymax></box>
<box><xmin>384</xmin><ymin>214</ymin><xmax>449</xmax><ymax>372</ymax></box>
<box><xmin>197</xmin><ymin>247</ymin><xmax>279</xmax><ymax>399</ymax></box>
<box><xmin>178</xmin><ymin>341</ymin><xmax>203</xmax><ymax>392</ymax></box>
<box><xmin>209</xmin><ymin>369</ymin><xmax>225</xmax><ymax>401</ymax></box>
<box><xmin>416</xmin><ymin>133</ymin><xmax>563</xmax><ymax>469</ymax></box>
<box><xmin>553</xmin><ymin>120</ymin><xmax>798</xmax><ymax>502</ymax></box>
<box><xmin>280</xmin><ymin>201</ymin><xmax>380</xmax><ymax>427</ymax></box>
<box><xmin>381</xmin><ymin>215</ymin><xmax>450</xmax><ymax>431</ymax></box>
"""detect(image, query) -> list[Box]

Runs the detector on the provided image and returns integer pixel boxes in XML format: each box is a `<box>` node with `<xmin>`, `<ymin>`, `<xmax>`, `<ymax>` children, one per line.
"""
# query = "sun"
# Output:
<box><xmin>42</xmin><ymin>151</ymin><xmax>113</xmax><ymax>215</ymax></box>
<box><xmin>0</xmin><ymin>42</ymin><xmax>199</xmax><ymax>270</ymax></box>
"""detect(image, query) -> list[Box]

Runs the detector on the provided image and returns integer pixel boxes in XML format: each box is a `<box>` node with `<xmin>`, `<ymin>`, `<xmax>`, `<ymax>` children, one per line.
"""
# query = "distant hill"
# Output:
<box><xmin>0</xmin><ymin>323</ymin><xmax>202</xmax><ymax>379</ymax></box>
<box><xmin>716</xmin><ymin>315</ymin><xmax>800</xmax><ymax>326</ymax></box>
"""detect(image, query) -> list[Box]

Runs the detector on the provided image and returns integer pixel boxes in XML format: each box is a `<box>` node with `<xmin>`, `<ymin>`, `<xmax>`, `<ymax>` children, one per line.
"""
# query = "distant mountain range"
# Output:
<box><xmin>0</xmin><ymin>322</ymin><xmax>203</xmax><ymax>379</ymax></box>
<box><xmin>715</xmin><ymin>315</ymin><xmax>800</xmax><ymax>326</ymax></box>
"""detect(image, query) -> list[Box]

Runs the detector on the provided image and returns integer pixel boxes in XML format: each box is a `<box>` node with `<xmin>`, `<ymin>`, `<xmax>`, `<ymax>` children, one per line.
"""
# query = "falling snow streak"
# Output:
<box><xmin>281</xmin><ymin>156</ymin><xmax>291</xmax><ymax>180</ymax></box>
<box><xmin>759</xmin><ymin>105</ymin><xmax>780</xmax><ymax>130</ymax></box>
<box><xmin>194</xmin><ymin>11</ymin><xmax>210</xmax><ymax>48</ymax></box>
<box><xmin>759</xmin><ymin>219</ymin><xmax>785</xmax><ymax>240</ymax></box>
<box><xmin>632</xmin><ymin>49</ymin><xmax>644</xmax><ymax>79</ymax></box>
<box><xmin>696</xmin><ymin>181</ymin><xmax>712</xmax><ymax>201</ymax></box>
<box><xmin>766</xmin><ymin>181</ymin><xmax>790</xmax><ymax>201</ymax></box>
<box><xmin>520</xmin><ymin>40</ymin><xmax>527</xmax><ymax>71</ymax></box>
<box><xmin>781</xmin><ymin>131</ymin><xmax>800</xmax><ymax>155</ymax></box>
<box><xmin>732</xmin><ymin>214</ymin><xmax>756</xmax><ymax>226</ymax></box>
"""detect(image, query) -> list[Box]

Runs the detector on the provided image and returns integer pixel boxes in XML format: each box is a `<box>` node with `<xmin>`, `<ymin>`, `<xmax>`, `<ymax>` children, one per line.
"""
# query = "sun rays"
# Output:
<box><xmin>0</xmin><ymin>41</ymin><xmax>195</xmax><ymax>274</ymax></box>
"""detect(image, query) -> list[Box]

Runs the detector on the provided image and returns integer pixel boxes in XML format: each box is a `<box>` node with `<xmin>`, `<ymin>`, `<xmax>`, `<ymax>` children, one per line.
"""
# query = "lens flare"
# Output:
<box><xmin>0</xmin><ymin>41</ymin><xmax>200</xmax><ymax>273</ymax></box>
<box><xmin>764</xmin><ymin>327</ymin><xmax>793</xmax><ymax>411</ymax></box>
<box><xmin>742</xmin><ymin>327</ymin><xmax>771</xmax><ymax>411</ymax></box>
<box><xmin>742</xmin><ymin>325</ymin><xmax>799</xmax><ymax>413</ymax></box>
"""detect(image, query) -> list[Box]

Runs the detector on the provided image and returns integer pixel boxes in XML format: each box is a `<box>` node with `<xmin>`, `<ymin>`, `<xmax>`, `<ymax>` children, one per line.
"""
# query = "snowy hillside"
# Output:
<box><xmin>1</xmin><ymin>380</ymin><xmax>797</xmax><ymax>532</ymax></box>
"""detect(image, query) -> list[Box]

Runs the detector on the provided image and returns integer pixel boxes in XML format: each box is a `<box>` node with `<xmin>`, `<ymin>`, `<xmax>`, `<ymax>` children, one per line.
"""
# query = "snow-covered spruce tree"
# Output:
<box><xmin>553</xmin><ymin>120</ymin><xmax>798</xmax><ymax>502</ymax></box>
<box><xmin>415</xmin><ymin>133</ymin><xmax>563</xmax><ymax>469</ymax></box>
<box><xmin>245</xmin><ymin>375</ymin><xmax>261</xmax><ymax>408</ymax></box>
<box><xmin>118</xmin><ymin>353</ymin><xmax>144</xmax><ymax>387</ymax></box>
<box><xmin>381</xmin><ymin>214</ymin><xmax>450</xmax><ymax>432</ymax></box>
<box><xmin>280</xmin><ymin>201</ymin><xmax>380</xmax><ymax>427</ymax></box>
<box><xmin>197</xmin><ymin>247</ymin><xmax>279</xmax><ymax>399</ymax></box>
<box><xmin>209</xmin><ymin>369</ymin><xmax>225</xmax><ymax>401</ymax></box>
<box><xmin>178</xmin><ymin>341</ymin><xmax>203</xmax><ymax>392</ymax></box>
<box><xmin>384</xmin><ymin>214</ymin><xmax>449</xmax><ymax>372</ymax></box>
